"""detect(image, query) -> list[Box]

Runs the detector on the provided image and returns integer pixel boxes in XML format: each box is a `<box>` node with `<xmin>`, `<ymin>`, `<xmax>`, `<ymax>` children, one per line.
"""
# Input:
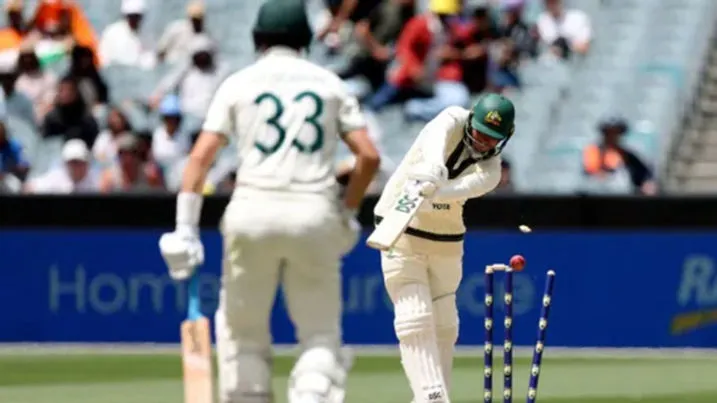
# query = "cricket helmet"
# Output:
<box><xmin>252</xmin><ymin>0</ymin><xmax>313</xmax><ymax>50</ymax></box>
<box><xmin>464</xmin><ymin>93</ymin><xmax>516</xmax><ymax>159</ymax></box>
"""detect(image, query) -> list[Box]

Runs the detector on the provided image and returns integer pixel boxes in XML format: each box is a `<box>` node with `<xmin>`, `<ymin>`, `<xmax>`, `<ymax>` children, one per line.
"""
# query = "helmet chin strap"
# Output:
<box><xmin>463</xmin><ymin>122</ymin><xmax>499</xmax><ymax>161</ymax></box>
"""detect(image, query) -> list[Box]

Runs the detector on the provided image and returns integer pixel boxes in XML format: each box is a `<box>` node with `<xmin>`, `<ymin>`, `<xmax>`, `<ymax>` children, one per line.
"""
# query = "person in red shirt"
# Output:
<box><xmin>366</xmin><ymin>0</ymin><xmax>468</xmax><ymax>121</ymax></box>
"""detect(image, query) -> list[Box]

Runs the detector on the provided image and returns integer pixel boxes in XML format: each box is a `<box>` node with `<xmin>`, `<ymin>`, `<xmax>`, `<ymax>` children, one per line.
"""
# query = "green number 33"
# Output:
<box><xmin>253</xmin><ymin>91</ymin><xmax>324</xmax><ymax>154</ymax></box>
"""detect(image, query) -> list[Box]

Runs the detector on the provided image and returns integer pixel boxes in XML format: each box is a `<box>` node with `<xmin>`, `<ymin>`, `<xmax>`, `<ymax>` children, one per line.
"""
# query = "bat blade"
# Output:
<box><xmin>181</xmin><ymin>316</ymin><xmax>213</xmax><ymax>403</ymax></box>
<box><xmin>366</xmin><ymin>191</ymin><xmax>425</xmax><ymax>251</ymax></box>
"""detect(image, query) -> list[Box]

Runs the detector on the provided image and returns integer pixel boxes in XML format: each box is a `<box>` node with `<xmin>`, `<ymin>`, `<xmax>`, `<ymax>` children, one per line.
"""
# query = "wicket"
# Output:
<box><xmin>484</xmin><ymin>263</ymin><xmax>556</xmax><ymax>403</ymax></box>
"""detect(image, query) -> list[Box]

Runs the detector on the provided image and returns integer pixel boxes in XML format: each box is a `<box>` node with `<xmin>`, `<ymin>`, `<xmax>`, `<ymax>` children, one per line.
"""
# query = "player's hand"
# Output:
<box><xmin>339</xmin><ymin>207</ymin><xmax>361</xmax><ymax>255</ymax></box>
<box><xmin>159</xmin><ymin>227</ymin><xmax>204</xmax><ymax>281</ymax></box>
<box><xmin>408</xmin><ymin>163</ymin><xmax>447</xmax><ymax>185</ymax></box>
<box><xmin>404</xmin><ymin>179</ymin><xmax>438</xmax><ymax>200</ymax></box>
<box><xmin>406</xmin><ymin>163</ymin><xmax>446</xmax><ymax>198</ymax></box>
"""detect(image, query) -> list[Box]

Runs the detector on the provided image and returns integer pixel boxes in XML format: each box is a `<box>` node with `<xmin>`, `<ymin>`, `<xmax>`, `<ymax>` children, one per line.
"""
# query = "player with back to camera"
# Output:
<box><xmin>158</xmin><ymin>0</ymin><xmax>381</xmax><ymax>402</ymax></box>
<box><xmin>374</xmin><ymin>94</ymin><xmax>515</xmax><ymax>402</ymax></box>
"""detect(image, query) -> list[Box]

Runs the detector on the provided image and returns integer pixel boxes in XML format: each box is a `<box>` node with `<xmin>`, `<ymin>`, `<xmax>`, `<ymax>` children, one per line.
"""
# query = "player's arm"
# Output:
<box><xmin>432</xmin><ymin>156</ymin><xmax>502</xmax><ymax>201</ymax></box>
<box><xmin>176</xmin><ymin>80</ymin><xmax>231</xmax><ymax>233</ymax></box>
<box><xmin>337</xmin><ymin>90</ymin><xmax>380</xmax><ymax>210</ymax></box>
<box><xmin>342</xmin><ymin>128</ymin><xmax>380</xmax><ymax>209</ymax></box>
<box><xmin>405</xmin><ymin>107</ymin><xmax>464</xmax><ymax>194</ymax></box>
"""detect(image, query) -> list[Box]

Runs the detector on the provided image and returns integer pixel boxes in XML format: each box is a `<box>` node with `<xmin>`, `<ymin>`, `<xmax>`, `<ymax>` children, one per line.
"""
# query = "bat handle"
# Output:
<box><xmin>187</xmin><ymin>272</ymin><xmax>202</xmax><ymax>321</ymax></box>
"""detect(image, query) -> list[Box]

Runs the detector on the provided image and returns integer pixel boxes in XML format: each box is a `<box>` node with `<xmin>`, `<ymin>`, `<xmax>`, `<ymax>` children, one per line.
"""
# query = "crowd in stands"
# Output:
<box><xmin>0</xmin><ymin>0</ymin><xmax>654</xmax><ymax>195</ymax></box>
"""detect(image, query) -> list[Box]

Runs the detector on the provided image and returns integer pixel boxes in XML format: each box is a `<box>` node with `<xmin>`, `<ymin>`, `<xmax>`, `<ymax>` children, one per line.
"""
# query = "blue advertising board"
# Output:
<box><xmin>1</xmin><ymin>230</ymin><xmax>717</xmax><ymax>347</ymax></box>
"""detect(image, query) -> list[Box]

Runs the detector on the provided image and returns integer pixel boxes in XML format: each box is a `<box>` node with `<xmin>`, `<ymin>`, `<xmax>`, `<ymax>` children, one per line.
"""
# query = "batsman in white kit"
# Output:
<box><xmin>158</xmin><ymin>0</ymin><xmax>380</xmax><ymax>401</ymax></box>
<box><xmin>370</xmin><ymin>94</ymin><xmax>515</xmax><ymax>402</ymax></box>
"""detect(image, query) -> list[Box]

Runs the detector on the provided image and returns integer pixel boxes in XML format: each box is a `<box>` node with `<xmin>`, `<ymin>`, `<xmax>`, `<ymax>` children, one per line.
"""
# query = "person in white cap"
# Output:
<box><xmin>98</xmin><ymin>0</ymin><xmax>156</xmax><ymax>68</ymax></box>
<box><xmin>24</xmin><ymin>139</ymin><xmax>100</xmax><ymax>193</ymax></box>
<box><xmin>157</xmin><ymin>0</ymin><xmax>212</xmax><ymax>64</ymax></box>
<box><xmin>150</xmin><ymin>34</ymin><xmax>229</xmax><ymax>118</ymax></box>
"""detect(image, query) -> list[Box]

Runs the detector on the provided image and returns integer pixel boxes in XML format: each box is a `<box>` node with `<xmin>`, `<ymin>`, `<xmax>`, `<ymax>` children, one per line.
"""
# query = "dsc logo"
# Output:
<box><xmin>395</xmin><ymin>194</ymin><xmax>420</xmax><ymax>213</ymax></box>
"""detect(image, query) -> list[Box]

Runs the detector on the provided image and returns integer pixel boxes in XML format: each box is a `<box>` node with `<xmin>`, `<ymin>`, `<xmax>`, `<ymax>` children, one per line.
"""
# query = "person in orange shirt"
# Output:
<box><xmin>0</xmin><ymin>0</ymin><xmax>28</xmax><ymax>51</ymax></box>
<box><xmin>582</xmin><ymin>116</ymin><xmax>657</xmax><ymax>195</ymax></box>
<box><xmin>27</xmin><ymin>0</ymin><xmax>98</xmax><ymax>60</ymax></box>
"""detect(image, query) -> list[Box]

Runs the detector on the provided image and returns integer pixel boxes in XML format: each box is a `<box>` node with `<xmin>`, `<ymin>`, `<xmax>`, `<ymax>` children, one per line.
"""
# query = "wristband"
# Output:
<box><xmin>176</xmin><ymin>192</ymin><xmax>203</xmax><ymax>230</ymax></box>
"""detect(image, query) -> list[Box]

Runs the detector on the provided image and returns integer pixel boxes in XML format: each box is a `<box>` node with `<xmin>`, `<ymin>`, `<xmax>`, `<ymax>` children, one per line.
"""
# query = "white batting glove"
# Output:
<box><xmin>160</xmin><ymin>192</ymin><xmax>204</xmax><ymax>281</ymax></box>
<box><xmin>407</xmin><ymin>163</ymin><xmax>447</xmax><ymax>186</ymax></box>
<box><xmin>404</xmin><ymin>179</ymin><xmax>438</xmax><ymax>199</ymax></box>
<box><xmin>159</xmin><ymin>227</ymin><xmax>204</xmax><ymax>281</ymax></box>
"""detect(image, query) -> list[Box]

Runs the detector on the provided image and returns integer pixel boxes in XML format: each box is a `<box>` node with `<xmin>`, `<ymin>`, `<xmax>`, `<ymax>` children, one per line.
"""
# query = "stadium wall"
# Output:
<box><xmin>1</xmin><ymin>196</ymin><xmax>717</xmax><ymax>347</ymax></box>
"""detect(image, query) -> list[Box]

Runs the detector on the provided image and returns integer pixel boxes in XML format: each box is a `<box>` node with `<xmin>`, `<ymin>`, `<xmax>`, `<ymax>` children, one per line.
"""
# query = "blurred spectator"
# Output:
<box><xmin>403</xmin><ymin>0</ymin><xmax>471</xmax><ymax>121</ymax></box>
<box><xmin>92</xmin><ymin>105</ymin><xmax>133</xmax><ymax>166</ymax></box>
<box><xmin>24</xmin><ymin>138</ymin><xmax>99</xmax><ymax>193</ymax></box>
<box><xmin>487</xmin><ymin>39</ymin><xmax>520</xmax><ymax>94</ymax></box>
<box><xmin>98</xmin><ymin>133</ymin><xmax>163</xmax><ymax>193</ymax></box>
<box><xmin>98</xmin><ymin>0</ymin><xmax>155</xmax><ymax>68</ymax></box>
<box><xmin>15</xmin><ymin>44</ymin><xmax>57</xmax><ymax>120</ymax></box>
<box><xmin>499</xmin><ymin>0</ymin><xmax>537</xmax><ymax>59</ymax></box>
<box><xmin>338</xmin><ymin>0</ymin><xmax>414</xmax><ymax>94</ymax></box>
<box><xmin>152</xmin><ymin>94</ymin><xmax>190</xmax><ymax>168</ymax></box>
<box><xmin>134</xmin><ymin>129</ymin><xmax>163</xmax><ymax>180</ymax></box>
<box><xmin>460</xmin><ymin>5</ymin><xmax>496</xmax><ymax>95</ymax></box>
<box><xmin>150</xmin><ymin>35</ymin><xmax>228</xmax><ymax>118</ymax></box>
<box><xmin>42</xmin><ymin>76</ymin><xmax>99</xmax><ymax>147</ymax></box>
<box><xmin>28</xmin><ymin>0</ymin><xmax>98</xmax><ymax>62</ymax></box>
<box><xmin>0</xmin><ymin>0</ymin><xmax>28</xmax><ymax>53</ymax></box>
<box><xmin>582</xmin><ymin>117</ymin><xmax>656</xmax><ymax>195</ymax></box>
<box><xmin>0</xmin><ymin>67</ymin><xmax>36</xmax><ymax>126</ymax></box>
<box><xmin>66</xmin><ymin>45</ymin><xmax>108</xmax><ymax>109</ymax></box>
<box><xmin>0</xmin><ymin>119</ymin><xmax>29</xmax><ymax>181</ymax></box>
<box><xmin>536</xmin><ymin>0</ymin><xmax>591</xmax><ymax>59</ymax></box>
<box><xmin>157</xmin><ymin>0</ymin><xmax>209</xmax><ymax>64</ymax></box>
<box><xmin>317</xmin><ymin>0</ymin><xmax>382</xmax><ymax>46</ymax></box>
<box><xmin>368</xmin><ymin>0</ymin><xmax>470</xmax><ymax>121</ymax></box>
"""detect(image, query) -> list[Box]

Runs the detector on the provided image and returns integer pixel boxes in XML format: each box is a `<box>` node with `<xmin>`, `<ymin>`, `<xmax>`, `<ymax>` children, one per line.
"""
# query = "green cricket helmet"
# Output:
<box><xmin>252</xmin><ymin>0</ymin><xmax>313</xmax><ymax>51</ymax></box>
<box><xmin>464</xmin><ymin>93</ymin><xmax>516</xmax><ymax>160</ymax></box>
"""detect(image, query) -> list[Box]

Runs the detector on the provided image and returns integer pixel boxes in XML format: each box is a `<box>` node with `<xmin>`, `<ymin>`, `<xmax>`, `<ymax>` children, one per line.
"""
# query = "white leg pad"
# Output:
<box><xmin>215</xmin><ymin>307</ymin><xmax>273</xmax><ymax>403</ymax></box>
<box><xmin>393</xmin><ymin>283</ymin><xmax>450</xmax><ymax>403</ymax></box>
<box><xmin>433</xmin><ymin>295</ymin><xmax>459</xmax><ymax>391</ymax></box>
<box><xmin>288</xmin><ymin>346</ymin><xmax>352</xmax><ymax>403</ymax></box>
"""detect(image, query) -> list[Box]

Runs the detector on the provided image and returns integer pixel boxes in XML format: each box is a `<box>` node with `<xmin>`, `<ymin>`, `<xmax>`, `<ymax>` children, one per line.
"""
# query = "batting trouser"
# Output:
<box><xmin>381</xmin><ymin>247</ymin><xmax>462</xmax><ymax>403</ymax></box>
<box><xmin>216</xmin><ymin>190</ymin><xmax>355</xmax><ymax>403</ymax></box>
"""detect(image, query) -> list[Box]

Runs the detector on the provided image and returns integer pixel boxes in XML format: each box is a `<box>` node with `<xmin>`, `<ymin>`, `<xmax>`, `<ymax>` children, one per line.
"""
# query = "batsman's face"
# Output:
<box><xmin>470</xmin><ymin>129</ymin><xmax>500</xmax><ymax>153</ymax></box>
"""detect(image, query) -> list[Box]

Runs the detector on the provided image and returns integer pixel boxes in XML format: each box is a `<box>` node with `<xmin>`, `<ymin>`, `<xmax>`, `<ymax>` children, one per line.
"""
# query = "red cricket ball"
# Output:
<box><xmin>509</xmin><ymin>254</ymin><xmax>525</xmax><ymax>271</ymax></box>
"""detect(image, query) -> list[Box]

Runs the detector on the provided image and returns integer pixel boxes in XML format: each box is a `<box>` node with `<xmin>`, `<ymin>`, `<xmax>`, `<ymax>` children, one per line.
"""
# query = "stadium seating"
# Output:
<box><xmin>16</xmin><ymin>0</ymin><xmax>717</xmax><ymax>193</ymax></box>
<box><xmin>528</xmin><ymin>0</ymin><xmax>717</xmax><ymax>193</ymax></box>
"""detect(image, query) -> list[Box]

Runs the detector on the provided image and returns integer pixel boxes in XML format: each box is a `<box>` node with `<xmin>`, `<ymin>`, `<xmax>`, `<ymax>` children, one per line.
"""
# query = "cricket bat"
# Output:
<box><xmin>366</xmin><ymin>190</ymin><xmax>425</xmax><ymax>251</ymax></box>
<box><xmin>181</xmin><ymin>273</ymin><xmax>214</xmax><ymax>403</ymax></box>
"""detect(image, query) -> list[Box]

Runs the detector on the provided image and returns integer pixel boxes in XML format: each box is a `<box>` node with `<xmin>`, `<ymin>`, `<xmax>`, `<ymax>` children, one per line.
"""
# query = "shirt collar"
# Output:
<box><xmin>260</xmin><ymin>46</ymin><xmax>301</xmax><ymax>59</ymax></box>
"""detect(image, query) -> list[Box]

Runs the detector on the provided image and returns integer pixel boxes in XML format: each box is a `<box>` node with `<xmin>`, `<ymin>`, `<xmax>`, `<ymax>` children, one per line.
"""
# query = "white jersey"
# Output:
<box><xmin>375</xmin><ymin>106</ymin><xmax>501</xmax><ymax>249</ymax></box>
<box><xmin>202</xmin><ymin>46</ymin><xmax>366</xmax><ymax>194</ymax></box>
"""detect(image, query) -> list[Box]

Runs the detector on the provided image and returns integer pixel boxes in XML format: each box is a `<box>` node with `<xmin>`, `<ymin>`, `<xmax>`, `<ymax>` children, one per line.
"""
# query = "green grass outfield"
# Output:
<box><xmin>1</xmin><ymin>345</ymin><xmax>717</xmax><ymax>403</ymax></box>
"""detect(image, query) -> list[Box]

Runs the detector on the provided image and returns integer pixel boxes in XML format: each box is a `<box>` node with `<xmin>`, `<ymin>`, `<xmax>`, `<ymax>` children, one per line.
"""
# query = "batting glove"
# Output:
<box><xmin>159</xmin><ymin>227</ymin><xmax>204</xmax><ymax>281</ymax></box>
<box><xmin>159</xmin><ymin>192</ymin><xmax>204</xmax><ymax>281</ymax></box>
<box><xmin>407</xmin><ymin>163</ymin><xmax>447</xmax><ymax>185</ymax></box>
<box><xmin>404</xmin><ymin>179</ymin><xmax>438</xmax><ymax>199</ymax></box>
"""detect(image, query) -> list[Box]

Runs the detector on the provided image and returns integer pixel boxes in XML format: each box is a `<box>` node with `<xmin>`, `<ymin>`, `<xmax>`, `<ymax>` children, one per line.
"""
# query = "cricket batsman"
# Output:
<box><xmin>158</xmin><ymin>0</ymin><xmax>380</xmax><ymax>401</ymax></box>
<box><xmin>374</xmin><ymin>94</ymin><xmax>515</xmax><ymax>402</ymax></box>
